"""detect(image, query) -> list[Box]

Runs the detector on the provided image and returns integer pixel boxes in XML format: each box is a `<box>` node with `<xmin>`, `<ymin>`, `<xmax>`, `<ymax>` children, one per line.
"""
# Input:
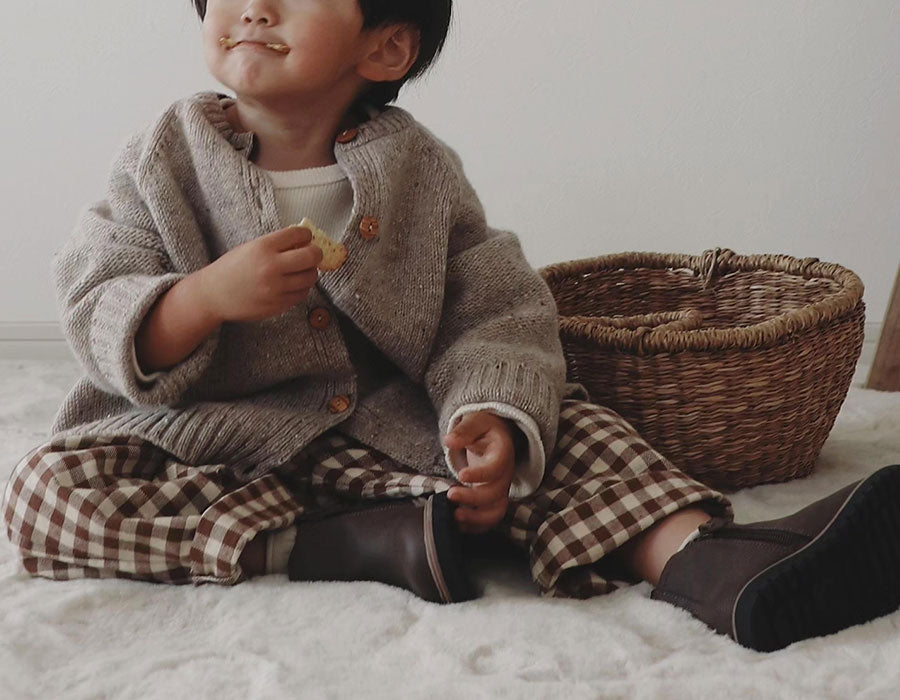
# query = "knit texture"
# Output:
<box><xmin>49</xmin><ymin>90</ymin><xmax>589</xmax><ymax>485</ymax></box>
<box><xmin>126</xmin><ymin>159</ymin><xmax>547</xmax><ymax>497</ymax></box>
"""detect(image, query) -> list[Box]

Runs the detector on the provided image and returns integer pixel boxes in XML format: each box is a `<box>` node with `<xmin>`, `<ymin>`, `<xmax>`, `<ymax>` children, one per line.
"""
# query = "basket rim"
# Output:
<box><xmin>538</xmin><ymin>248</ymin><xmax>865</xmax><ymax>353</ymax></box>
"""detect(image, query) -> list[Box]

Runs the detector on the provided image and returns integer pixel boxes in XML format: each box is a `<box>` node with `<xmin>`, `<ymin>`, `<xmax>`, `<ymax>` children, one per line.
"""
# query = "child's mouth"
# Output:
<box><xmin>219</xmin><ymin>37</ymin><xmax>290</xmax><ymax>54</ymax></box>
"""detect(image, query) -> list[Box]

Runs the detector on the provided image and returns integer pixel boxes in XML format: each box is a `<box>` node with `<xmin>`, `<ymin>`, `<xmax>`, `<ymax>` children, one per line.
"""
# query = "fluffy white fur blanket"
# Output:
<box><xmin>1</xmin><ymin>360</ymin><xmax>898</xmax><ymax>699</ymax></box>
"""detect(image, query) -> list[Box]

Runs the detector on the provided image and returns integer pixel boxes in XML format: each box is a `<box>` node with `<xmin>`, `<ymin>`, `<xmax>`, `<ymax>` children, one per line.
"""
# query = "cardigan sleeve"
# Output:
<box><xmin>423</xmin><ymin>146</ymin><xmax>569</xmax><ymax>474</ymax></box>
<box><xmin>51</xmin><ymin>131</ymin><xmax>221</xmax><ymax>407</ymax></box>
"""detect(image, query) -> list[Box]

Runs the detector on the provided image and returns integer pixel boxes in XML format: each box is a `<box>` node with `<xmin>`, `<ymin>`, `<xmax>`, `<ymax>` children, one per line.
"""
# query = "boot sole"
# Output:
<box><xmin>733</xmin><ymin>464</ymin><xmax>900</xmax><ymax>652</ymax></box>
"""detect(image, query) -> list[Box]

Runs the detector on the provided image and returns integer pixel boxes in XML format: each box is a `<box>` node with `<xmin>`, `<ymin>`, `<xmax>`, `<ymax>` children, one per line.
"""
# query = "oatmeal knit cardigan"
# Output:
<box><xmin>49</xmin><ymin>91</ymin><xmax>587</xmax><ymax>496</ymax></box>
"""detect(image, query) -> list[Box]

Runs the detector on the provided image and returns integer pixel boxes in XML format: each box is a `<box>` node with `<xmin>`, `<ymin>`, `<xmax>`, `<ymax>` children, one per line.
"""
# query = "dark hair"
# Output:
<box><xmin>191</xmin><ymin>1</ymin><xmax>452</xmax><ymax>108</ymax></box>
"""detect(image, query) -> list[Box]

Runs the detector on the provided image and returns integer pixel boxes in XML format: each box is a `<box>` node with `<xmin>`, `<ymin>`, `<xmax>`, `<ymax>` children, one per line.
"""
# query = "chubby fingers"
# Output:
<box><xmin>448</xmin><ymin>477</ymin><xmax>508</xmax><ymax>510</ymax></box>
<box><xmin>442</xmin><ymin>410</ymin><xmax>502</xmax><ymax>451</ymax></box>
<box><xmin>449</xmin><ymin>485</ymin><xmax>509</xmax><ymax>533</ymax></box>
<box><xmin>456</xmin><ymin>460</ymin><xmax>507</xmax><ymax>485</ymax></box>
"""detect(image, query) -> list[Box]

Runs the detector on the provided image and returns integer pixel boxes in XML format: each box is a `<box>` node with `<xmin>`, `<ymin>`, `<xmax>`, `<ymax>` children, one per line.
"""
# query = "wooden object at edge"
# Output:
<box><xmin>867</xmin><ymin>265</ymin><xmax>900</xmax><ymax>391</ymax></box>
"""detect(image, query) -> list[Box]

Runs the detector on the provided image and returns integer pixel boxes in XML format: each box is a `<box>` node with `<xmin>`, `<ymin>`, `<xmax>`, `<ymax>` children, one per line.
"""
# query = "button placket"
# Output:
<box><xmin>245</xmin><ymin>166</ymin><xmax>264</xmax><ymax>210</ymax></box>
<box><xmin>328</xmin><ymin>395</ymin><xmax>351</xmax><ymax>413</ymax></box>
<box><xmin>359</xmin><ymin>216</ymin><xmax>379</xmax><ymax>240</ymax></box>
<box><xmin>308</xmin><ymin>307</ymin><xmax>332</xmax><ymax>330</ymax></box>
<box><xmin>336</xmin><ymin>127</ymin><xmax>359</xmax><ymax>144</ymax></box>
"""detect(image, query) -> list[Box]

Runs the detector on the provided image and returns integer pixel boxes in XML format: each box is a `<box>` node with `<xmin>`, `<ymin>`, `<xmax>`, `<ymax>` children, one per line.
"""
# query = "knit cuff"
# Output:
<box><xmin>90</xmin><ymin>273</ymin><xmax>221</xmax><ymax>406</ymax></box>
<box><xmin>131</xmin><ymin>341</ymin><xmax>165</xmax><ymax>384</ymax></box>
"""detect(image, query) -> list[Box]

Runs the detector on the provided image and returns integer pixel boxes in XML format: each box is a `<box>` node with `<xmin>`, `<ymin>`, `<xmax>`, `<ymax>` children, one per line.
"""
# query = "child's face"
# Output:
<box><xmin>203</xmin><ymin>0</ymin><xmax>371</xmax><ymax>104</ymax></box>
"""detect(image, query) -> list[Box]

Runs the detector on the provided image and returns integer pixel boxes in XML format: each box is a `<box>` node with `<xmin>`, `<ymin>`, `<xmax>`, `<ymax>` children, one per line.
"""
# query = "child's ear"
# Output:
<box><xmin>357</xmin><ymin>23</ymin><xmax>421</xmax><ymax>84</ymax></box>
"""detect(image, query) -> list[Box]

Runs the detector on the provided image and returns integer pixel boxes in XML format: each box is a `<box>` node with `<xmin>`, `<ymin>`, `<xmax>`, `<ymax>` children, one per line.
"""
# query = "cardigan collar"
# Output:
<box><xmin>191</xmin><ymin>90</ymin><xmax>415</xmax><ymax>160</ymax></box>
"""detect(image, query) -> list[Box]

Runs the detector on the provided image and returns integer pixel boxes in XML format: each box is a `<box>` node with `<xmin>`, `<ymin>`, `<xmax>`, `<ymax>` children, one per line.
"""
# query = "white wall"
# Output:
<box><xmin>2</xmin><ymin>1</ymin><xmax>898</xmax><ymax>344</ymax></box>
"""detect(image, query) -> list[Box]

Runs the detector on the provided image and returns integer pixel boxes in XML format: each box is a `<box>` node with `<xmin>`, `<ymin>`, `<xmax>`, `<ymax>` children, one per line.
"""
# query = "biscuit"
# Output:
<box><xmin>294</xmin><ymin>217</ymin><xmax>347</xmax><ymax>272</ymax></box>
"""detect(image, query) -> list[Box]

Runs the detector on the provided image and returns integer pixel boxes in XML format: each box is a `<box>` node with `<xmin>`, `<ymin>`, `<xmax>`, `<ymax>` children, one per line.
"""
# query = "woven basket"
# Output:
<box><xmin>538</xmin><ymin>248</ymin><xmax>865</xmax><ymax>491</ymax></box>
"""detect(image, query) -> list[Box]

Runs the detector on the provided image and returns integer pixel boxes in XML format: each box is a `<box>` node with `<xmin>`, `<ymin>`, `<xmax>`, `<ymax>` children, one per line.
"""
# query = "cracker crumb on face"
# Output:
<box><xmin>218</xmin><ymin>36</ymin><xmax>290</xmax><ymax>54</ymax></box>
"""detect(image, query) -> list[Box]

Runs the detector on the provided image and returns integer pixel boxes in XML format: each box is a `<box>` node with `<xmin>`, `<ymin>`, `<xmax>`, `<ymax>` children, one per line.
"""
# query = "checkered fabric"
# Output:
<box><xmin>2</xmin><ymin>400</ymin><xmax>732</xmax><ymax>598</ymax></box>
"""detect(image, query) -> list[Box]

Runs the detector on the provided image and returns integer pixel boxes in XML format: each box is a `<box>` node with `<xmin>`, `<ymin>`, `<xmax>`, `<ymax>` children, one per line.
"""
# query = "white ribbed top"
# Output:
<box><xmin>259</xmin><ymin>162</ymin><xmax>353</xmax><ymax>238</ymax></box>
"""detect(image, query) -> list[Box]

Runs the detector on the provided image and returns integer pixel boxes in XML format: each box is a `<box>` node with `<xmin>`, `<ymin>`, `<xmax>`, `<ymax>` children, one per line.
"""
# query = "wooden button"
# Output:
<box><xmin>336</xmin><ymin>128</ymin><xmax>359</xmax><ymax>144</ymax></box>
<box><xmin>328</xmin><ymin>395</ymin><xmax>351</xmax><ymax>413</ymax></box>
<box><xmin>308</xmin><ymin>307</ymin><xmax>331</xmax><ymax>330</ymax></box>
<box><xmin>359</xmin><ymin>216</ymin><xmax>379</xmax><ymax>240</ymax></box>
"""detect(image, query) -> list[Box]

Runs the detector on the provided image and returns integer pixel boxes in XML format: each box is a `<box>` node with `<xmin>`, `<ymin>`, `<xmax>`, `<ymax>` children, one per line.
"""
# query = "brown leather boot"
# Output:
<box><xmin>650</xmin><ymin>464</ymin><xmax>900</xmax><ymax>652</ymax></box>
<box><xmin>287</xmin><ymin>492</ymin><xmax>478</xmax><ymax>604</ymax></box>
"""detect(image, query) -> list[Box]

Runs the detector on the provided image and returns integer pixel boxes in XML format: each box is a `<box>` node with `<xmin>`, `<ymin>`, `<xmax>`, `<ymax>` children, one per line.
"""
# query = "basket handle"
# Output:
<box><xmin>568</xmin><ymin>309</ymin><xmax>704</xmax><ymax>333</ymax></box>
<box><xmin>698</xmin><ymin>247</ymin><xmax>736</xmax><ymax>289</ymax></box>
<box><xmin>560</xmin><ymin>309</ymin><xmax>705</xmax><ymax>354</ymax></box>
<box><xmin>696</xmin><ymin>247</ymin><xmax>826</xmax><ymax>289</ymax></box>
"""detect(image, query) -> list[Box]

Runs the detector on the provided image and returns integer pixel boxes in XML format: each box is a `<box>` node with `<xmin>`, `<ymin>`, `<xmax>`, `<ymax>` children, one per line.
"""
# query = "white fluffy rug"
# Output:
<box><xmin>2</xmin><ymin>358</ymin><xmax>899</xmax><ymax>699</ymax></box>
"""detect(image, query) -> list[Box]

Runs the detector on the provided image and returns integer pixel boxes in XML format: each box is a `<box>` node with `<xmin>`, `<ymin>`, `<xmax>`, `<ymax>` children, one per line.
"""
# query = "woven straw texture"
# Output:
<box><xmin>539</xmin><ymin>248</ymin><xmax>865</xmax><ymax>491</ymax></box>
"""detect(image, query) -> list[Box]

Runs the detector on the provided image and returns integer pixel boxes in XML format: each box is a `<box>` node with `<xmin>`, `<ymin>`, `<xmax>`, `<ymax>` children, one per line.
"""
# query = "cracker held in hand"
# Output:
<box><xmin>294</xmin><ymin>217</ymin><xmax>347</xmax><ymax>271</ymax></box>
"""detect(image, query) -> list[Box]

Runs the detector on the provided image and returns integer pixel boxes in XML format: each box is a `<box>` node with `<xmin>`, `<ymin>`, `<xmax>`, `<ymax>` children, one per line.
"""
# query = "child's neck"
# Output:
<box><xmin>225</xmin><ymin>99</ymin><xmax>361</xmax><ymax>172</ymax></box>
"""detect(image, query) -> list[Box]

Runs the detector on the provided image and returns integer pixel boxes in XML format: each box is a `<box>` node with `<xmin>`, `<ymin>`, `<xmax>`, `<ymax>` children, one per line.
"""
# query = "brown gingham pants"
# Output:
<box><xmin>2</xmin><ymin>400</ymin><xmax>733</xmax><ymax>599</ymax></box>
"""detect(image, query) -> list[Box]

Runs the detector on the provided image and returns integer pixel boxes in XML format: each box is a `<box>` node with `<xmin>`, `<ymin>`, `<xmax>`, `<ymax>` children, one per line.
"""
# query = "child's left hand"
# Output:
<box><xmin>442</xmin><ymin>411</ymin><xmax>516</xmax><ymax>534</ymax></box>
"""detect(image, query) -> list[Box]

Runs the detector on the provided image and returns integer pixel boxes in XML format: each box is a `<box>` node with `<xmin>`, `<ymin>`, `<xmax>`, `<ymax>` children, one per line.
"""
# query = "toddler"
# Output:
<box><xmin>4</xmin><ymin>0</ymin><xmax>900</xmax><ymax>653</ymax></box>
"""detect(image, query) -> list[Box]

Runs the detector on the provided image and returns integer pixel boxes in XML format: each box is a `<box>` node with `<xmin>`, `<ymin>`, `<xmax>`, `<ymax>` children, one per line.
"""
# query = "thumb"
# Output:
<box><xmin>443</xmin><ymin>412</ymin><xmax>487</xmax><ymax>449</ymax></box>
<box><xmin>274</xmin><ymin>224</ymin><xmax>312</xmax><ymax>251</ymax></box>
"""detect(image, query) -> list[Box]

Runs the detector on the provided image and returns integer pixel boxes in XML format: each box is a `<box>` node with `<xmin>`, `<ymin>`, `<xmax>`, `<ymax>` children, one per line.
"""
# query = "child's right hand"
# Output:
<box><xmin>199</xmin><ymin>225</ymin><xmax>324</xmax><ymax>323</ymax></box>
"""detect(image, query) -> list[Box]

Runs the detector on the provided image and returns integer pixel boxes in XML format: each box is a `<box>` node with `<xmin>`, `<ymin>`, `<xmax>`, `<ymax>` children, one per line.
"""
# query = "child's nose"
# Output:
<box><xmin>241</xmin><ymin>4</ymin><xmax>274</xmax><ymax>26</ymax></box>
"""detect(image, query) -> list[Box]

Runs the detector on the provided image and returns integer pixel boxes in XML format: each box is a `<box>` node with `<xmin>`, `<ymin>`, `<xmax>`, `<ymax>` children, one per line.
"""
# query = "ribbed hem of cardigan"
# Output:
<box><xmin>49</xmin><ymin>398</ymin><xmax>343</xmax><ymax>484</ymax></box>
